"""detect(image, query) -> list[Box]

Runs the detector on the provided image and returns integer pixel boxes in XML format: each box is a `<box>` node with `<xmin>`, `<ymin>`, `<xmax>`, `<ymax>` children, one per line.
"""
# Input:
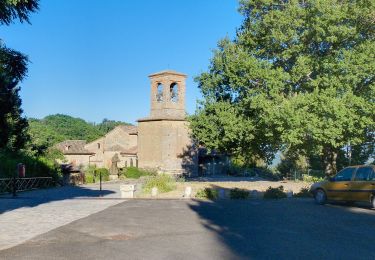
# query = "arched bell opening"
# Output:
<box><xmin>156</xmin><ymin>83</ymin><xmax>164</xmax><ymax>102</ymax></box>
<box><xmin>170</xmin><ymin>82</ymin><xmax>179</xmax><ymax>103</ymax></box>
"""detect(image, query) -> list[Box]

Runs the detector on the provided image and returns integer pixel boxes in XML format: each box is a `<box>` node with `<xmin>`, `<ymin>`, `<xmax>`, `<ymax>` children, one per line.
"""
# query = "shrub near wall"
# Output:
<box><xmin>263</xmin><ymin>186</ymin><xmax>287</xmax><ymax>199</ymax></box>
<box><xmin>195</xmin><ymin>188</ymin><xmax>218</xmax><ymax>200</ymax></box>
<box><xmin>84</xmin><ymin>167</ymin><xmax>109</xmax><ymax>183</ymax></box>
<box><xmin>121</xmin><ymin>167</ymin><xmax>151</xmax><ymax>179</ymax></box>
<box><xmin>229</xmin><ymin>188</ymin><xmax>249</xmax><ymax>199</ymax></box>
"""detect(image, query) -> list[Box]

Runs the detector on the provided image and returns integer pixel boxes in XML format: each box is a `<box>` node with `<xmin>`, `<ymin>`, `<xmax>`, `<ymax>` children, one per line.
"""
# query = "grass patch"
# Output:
<box><xmin>121</xmin><ymin>167</ymin><xmax>151</xmax><ymax>179</ymax></box>
<box><xmin>263</xmin><ymin>186</ymin><xmax>287</xmax><ymax>199</ymax></box>
<box><xmin>229</xmin><ymin>188</ymin><xmax>249</xmax><ymax>199</ymax></box>
<box><xmin>143</xmin><ymin>174</ymin><xmax>176</xmax><ymax>193</ymax></box>
<box><xmin>195</xmin><ymin>188</ymin><xmax>218</xmax><ymax>200</ymax></box>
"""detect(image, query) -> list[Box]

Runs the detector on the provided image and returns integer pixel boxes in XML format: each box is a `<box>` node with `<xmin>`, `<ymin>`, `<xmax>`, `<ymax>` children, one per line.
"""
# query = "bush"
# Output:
<box><xmin>0</xmin><ymin>150</ymin><xmax>61</xmax><ymax>181</ymax></box>
<box><xmin>195</xmin><ymin>188</ymin><xmax>218</xmax><ymax>200</ymax></box>
<box><xmin>263</xmin><ymin>186</ymin><xmax>287</xmax><ymax>199</ymax></box>
<box><xmin>84</xmin><ymin>167</ymin><xmax>109</xmax><ymax>183</ymax></box>
<box><xmin>229</xmin><ymin>188</ymin><xmax>249</xmax><ymax>199</ymax></box>
<box><xmin>143</xmin><ymin>174</ymin><xmax>176</xmax><ymax>193</ymax></box>
<box><xmin>122</xmin><ymin>167</ymin><xmax>150</xmax><ymax>179</ymax></box>
<box><xmin>302</xmin><ymin>174</ymin><xmax>325</xmax><ymax>183</ymax></box>
<box><xmin>294</xmin><ymin>187</ymin><xmax>312</xmax><ymax>198</ymax></box>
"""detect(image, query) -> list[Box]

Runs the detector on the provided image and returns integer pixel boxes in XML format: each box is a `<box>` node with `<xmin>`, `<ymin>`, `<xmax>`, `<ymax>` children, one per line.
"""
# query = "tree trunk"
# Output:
<box><xmin>323</xmin><ymin>146</ymin><xmax>338</xmax><ymax>176</ymax></box>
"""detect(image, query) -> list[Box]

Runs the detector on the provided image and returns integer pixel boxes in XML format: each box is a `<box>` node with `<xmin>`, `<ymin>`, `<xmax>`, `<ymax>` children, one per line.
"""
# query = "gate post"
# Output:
<box><xmin>12</xmin><ymin>167</ymin><xmax>17</xmax><ymax>197</ymax></box>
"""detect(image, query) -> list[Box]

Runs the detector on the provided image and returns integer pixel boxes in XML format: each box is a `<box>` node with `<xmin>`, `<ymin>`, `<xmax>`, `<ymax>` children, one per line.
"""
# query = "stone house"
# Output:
<box><xmin>84</xmin><ymin>125</ymin><xmax>138</xmax><ymax>169</ymax></box>
<box><xmin>55</xmin><ymin>140</ymin><xmax>94</xmax><ymax>168</ymax></box>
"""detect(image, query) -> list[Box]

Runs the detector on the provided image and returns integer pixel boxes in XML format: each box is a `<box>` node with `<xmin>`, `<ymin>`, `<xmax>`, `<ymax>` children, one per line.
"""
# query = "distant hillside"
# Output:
<box><xmin>28</xmin><ymin>114</ymin><xmax>132</xmax><ymax>149</ymax></box>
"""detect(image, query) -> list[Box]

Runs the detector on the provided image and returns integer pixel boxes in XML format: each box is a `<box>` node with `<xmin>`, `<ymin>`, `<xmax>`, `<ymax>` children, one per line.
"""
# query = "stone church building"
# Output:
<box><xmin>57</xmin><ymin>70</ymin><xmax>198</xmax><ymax>176</ymax></box>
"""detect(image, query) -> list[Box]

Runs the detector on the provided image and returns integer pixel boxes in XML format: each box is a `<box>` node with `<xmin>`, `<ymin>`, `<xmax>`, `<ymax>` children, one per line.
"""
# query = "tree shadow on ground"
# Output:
<box><xmin>0</xmin><ymin>186</ymin><xmax>115</xmax><ymax>214</ymax></box>
<box><xmin>188</xmin><ymin>198</ymin><xmax>375</xmax><ymax>259</ymax></box>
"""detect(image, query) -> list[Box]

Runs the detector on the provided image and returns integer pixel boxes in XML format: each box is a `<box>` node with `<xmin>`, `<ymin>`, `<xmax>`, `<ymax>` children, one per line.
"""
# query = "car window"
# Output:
<box><xmin>334</xmin><ymin>167</ymin><xmax>355</xmax><ymax>181</ymax></box>
<box><xmin>354</xmin><ymin>167</ymin><xmax>373</xmax><ymax>181</ymax></box>
<box><xmin>370</xmin><ymin>168</ymin><xmax>375</xmax><ymax>181</ymax></box>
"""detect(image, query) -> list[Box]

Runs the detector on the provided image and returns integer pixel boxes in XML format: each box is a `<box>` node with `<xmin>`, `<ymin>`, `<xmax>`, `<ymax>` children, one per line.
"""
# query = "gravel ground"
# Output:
<box><xmin>137</xmin><ymin>178</ymin><xmax>311</xmax><ymax>199</ymax></box>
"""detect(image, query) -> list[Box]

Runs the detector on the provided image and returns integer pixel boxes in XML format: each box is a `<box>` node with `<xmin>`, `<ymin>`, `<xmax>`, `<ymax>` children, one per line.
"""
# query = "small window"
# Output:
<box><xmin>334</xmin><ymin>167</ymin><xmax>355</xmax><ymax>181</ymax></box>
<box><xmin>156</xmin><ymin>83</ymin><xmax>163</xmax><ymax>102</ymax></box>
<box><xmin>354</xmin><ymin>167</ymin><xmax>374</xmax><ymax>181</ymax></box>
<box><xmin>65</xmin><ymin>145</ymin><xmax>71</xmax><ymax>151</ymax></box>
<box><xmin>170</xmin><ymin>83</ymin><xmax>178</xmax><ymax>102</ymax></box>
<box><xmin>97</xmin><ymin>143</ymin><xmax>101</xmax><ymax>149</ymax></box>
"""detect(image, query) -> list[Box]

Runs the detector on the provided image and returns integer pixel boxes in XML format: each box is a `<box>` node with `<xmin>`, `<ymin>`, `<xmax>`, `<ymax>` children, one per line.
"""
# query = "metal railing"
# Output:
<box><xmin>0</xmin><ymin>177</ymin><xmax>54</xmax><ymax>195</ymax></box>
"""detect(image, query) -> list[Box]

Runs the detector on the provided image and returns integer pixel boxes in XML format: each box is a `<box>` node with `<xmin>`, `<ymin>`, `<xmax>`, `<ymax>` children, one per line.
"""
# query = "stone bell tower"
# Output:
<box><xmin>149</xmin><ymin>70</ymin><xmax>186</xmax><ymax>119</ymax></box>
<box><xmin>137</xmin><ymin>70</ymin><xmax>197</xmax><ymax>176</ymax></box>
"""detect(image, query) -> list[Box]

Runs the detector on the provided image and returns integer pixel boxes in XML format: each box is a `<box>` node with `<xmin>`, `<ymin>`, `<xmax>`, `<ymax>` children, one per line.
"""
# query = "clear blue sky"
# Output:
<box><xmin>2</xmin><ymin>0</ymin><xmax>242</xmax><ymax>124</ymax></box>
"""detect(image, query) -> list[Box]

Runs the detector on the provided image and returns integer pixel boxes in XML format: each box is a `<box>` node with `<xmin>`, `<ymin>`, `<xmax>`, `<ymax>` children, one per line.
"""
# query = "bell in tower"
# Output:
<box><xmin>137</xmin><ymin>70</ymin><xmax>198</xmax><ymax>176</ymax></box>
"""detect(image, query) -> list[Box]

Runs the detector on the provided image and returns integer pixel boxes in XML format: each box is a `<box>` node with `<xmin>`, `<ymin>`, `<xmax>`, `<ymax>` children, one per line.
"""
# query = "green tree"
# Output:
<box><xmin>190</xmin><ymin>0</ymin><xmax>375</xmax><ymax>176</ymax></box>
<box><xmin>28</xmin><ymin>114</ymin><xmax>133</xmax><ymax>154</ymax></box>
<box><xmin>95</xmin><ymin>118</ymin><xmax>131</xmax><ymax>133</ymax></box>
<box><xmin>0</xmin><ymin>0</ymin><xmax>39</xmax><ymax>25</ymax></box>
<box><xmin>0</xmin><ymin>0</ymin><xmax>39</xmax><ymax>151</ymax></box>
<box><xmin>277</xmin><ymin>151</ymin><xmax>308</xmax><ymax>179</ymax></box>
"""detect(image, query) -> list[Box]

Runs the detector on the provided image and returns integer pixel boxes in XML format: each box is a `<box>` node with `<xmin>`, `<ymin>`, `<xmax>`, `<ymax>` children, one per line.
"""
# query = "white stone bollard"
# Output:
<box><xmin>184</xmin><ymin>186</ymin><xmax>192</xmax><ymax>198</ymax></box>
<box><xmin>120</xmin><ymin>184</ymin><xmax>135</xmax><ymax>198</ymax></box>
<box><xmin>151</xmin><ymin>187</ymin><xmax>158</xmax><ymax>197</ymax></box>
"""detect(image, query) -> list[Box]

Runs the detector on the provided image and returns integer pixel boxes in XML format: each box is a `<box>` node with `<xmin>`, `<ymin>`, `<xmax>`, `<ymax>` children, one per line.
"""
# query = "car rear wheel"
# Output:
<box><xmin>314</xmin><ymin>189</ymin><xmax>327</xmax><ymax>205</ymax></box>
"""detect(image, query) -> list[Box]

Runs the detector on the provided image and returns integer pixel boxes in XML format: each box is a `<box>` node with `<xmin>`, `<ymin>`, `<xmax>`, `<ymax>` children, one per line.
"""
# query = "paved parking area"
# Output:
<box><xmin>1</xmin><ymin>198</ymin><xmax>375</xmax><ymax>259</ymax></box>
<box><xmin>0</xmin><ymin>183</ymin><xmax>125</xmax><ymax>251</ymax></box>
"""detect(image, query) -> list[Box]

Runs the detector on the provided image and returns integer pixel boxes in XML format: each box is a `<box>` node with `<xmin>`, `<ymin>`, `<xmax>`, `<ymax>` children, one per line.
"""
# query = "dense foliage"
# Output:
<box><xmin>0</xmin><ymin>0</ymin><xmax>39</xmax><ymax>151</ymax></box>
<box><xmin>0</xmin><ymin>0</ymin><xmax>39</xmax><ymax>25</ymax></box>
<box><xmin>0</xmin><ymin>0</ymin><xmax>46</xmax><ymax>179</ymax></box>
<box><xmin>95</xmin><ymin>118</ymin><xmax>131</xmax><ymax>133</ymax></box>
<box><xmin>0</xmin><ymin>148</ymin><xmax>63</xmax><ymax>178</ymax></box>
<box><xmin>190</xmin><ymin>0</ymin><xmax>375</xmax><ymax>175</ymax></box>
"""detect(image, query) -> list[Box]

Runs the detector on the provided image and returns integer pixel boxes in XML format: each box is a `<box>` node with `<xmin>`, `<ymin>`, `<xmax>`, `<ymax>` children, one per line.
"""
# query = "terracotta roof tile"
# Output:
<box><xmin>55</xmin><ymin>140</ymin><xmax>94</xmax><ymax>155</ymax></box>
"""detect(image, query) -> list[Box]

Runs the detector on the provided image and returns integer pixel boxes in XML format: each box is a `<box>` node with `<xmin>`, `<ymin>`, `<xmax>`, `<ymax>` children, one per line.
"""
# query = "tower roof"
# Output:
<box><xmin>148</xmin><ymin>70</ymin><xmax>187</xmax><ymax>78</ymax></box>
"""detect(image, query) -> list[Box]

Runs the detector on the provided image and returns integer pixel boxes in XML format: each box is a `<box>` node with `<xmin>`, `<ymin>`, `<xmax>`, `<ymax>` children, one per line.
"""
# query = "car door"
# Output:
<box><xmin>326</xmin><ymin>167</ymin><xmax>356</xmax><ymax>201</ymax></box>
<box><xmin>349</xmin><ymin>166</ymin><xmax>375</xmax><ymax>202</ymax></box>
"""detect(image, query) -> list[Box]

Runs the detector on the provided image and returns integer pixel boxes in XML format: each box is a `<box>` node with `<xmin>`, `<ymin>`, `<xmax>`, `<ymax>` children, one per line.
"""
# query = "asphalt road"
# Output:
<box><xmin>1</xmin><ymin>198</ymin><xmax>375</xmax><ymax>260</ymax></box>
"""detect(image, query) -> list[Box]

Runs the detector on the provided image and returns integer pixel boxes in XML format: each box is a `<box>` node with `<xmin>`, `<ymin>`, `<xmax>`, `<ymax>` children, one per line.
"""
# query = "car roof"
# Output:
<box><xmin>349</xmin><ymin>165</ymin><xmax>375</xmax><ymax>168</ymax></box>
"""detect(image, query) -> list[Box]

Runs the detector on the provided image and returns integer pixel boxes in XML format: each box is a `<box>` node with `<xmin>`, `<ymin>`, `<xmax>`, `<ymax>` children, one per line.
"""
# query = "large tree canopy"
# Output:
<box><xmin>0</xmin><ymin>0</ymin><xmax>39</xmax><ymax>152</ymax></box>
<box><xmin>190</xmin><ymin>0</ymin><xmax>375</xmax><ymax>174</ymax></box>
<box><xmin>0</xmin><ymin>0</ymin><xmax>39</xmax><ymax>25</ymax></box>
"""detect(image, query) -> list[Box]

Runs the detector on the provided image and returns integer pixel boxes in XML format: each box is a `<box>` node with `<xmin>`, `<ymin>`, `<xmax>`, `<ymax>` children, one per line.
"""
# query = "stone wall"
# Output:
<box><xmin>138</xmin><ymin>119</ymin><xmax>198</xmax><ymax>176</ymax></box>
<box><xmin>63</xmin><ymin>154</ymin><xmax>91</xmax><ymax>168</ymax></box>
